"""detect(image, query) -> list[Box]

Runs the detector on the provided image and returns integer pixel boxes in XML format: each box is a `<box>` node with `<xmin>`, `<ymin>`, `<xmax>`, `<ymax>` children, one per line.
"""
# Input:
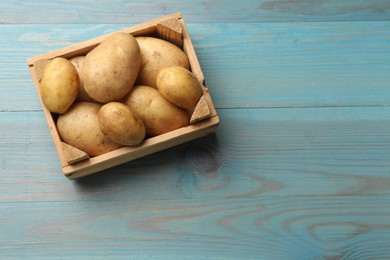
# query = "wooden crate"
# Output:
<box><xmin>27</xmin><ymin>13</ymin><xmax>219</xmax><ymax>179</ymax></box>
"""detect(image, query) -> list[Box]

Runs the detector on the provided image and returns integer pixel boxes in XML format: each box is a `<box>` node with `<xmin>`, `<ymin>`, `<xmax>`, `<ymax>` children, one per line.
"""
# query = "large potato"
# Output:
<box><xmin>156</xmin><ymin>66</ymin><xmax>202</xmax><ymax>109</ymax></box>
<box><xmin>57</xmin><ymin>102</ymin><xmax>122</xmax><ymax>157</ymax></box>
<box><xmin>124</xmin><ymin>85</ymin><xmax>189</xmax><ymax>136</ymax></box>
<box><xmin>98</xmin><ymin>102</ymin><xmax>145</xmax><ymax>146</ymax></box>
<box><xmin>69</xmin><ymin>56</ymin><xmax>94</xmax><ymax>102</ymax></box>
<box><xmin>40</xmin><ymin>57</ymin><xmax>79</xmax><ymax>114</ymax></box>
<box><xmin>135</xmin><ymin>37</ymin><xmax>190</xmax><ymax>89</ymax></box>
<box><xmin>82</xmin><ymin>32</ymin><xmax>141</xmax><ymax>103</ymax></box>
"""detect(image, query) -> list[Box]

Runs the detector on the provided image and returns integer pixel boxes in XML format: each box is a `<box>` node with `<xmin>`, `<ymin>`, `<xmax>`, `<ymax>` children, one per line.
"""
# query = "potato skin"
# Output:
<box><xmin>57</xmin><ymin>102</ymin><xmax>122</xmax><ymax>157</ymax></box>
<box><xmin>40</xmin><ymin>57</ymin><xmax>79</xmax><ymax>114</ymax></box>
<box><xmin>69</xmin><ymin>56</ymin><xmax>95</xmax><ymax>102</ymax></box>
<box><xmin>82</xmin><ymin>32</ymin><xmax>141</xmax><ymax>103</ymax></box>
<box><xmin>98</xmin><ymin>102</ymin><xmax>145</xmax><ymax>146</ymax></box>
<box><xmin>124</xmin><ymin>85</ymin><xmax>189</xmax><ymax>136</ymax></box>
<box><xmin>135</xmin><ymin>37</ymin><xmax>190</xmax><ymax>89</ymax></box>
<box><xmin>156</xmin><ymin>66</ymin><xmax>202</xmax><ymax>109</ymax></box>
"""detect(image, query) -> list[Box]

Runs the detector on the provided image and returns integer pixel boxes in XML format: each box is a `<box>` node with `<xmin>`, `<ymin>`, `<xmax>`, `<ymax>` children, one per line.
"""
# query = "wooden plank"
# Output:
<box><xmin>1</xmin><ymin>0</ymin><xmax>390</xmax><ymax>23</ymax></box>
<box><xmin>1</xmin><ymin>106</ymin><xmax>390</xmax><ymax>202</ymax></box>
<box><xmin>0</xmin><ymin>197</ymin><xmax>389</xmax><ymax>259</ymax></box>
<box><xmin>2</xmin><ymin>22</ymin><xmax>390</xmax><ymax>112</ymax></box>
<box><xmin>190</xmin><ymin>21</ymin><xmax>390</xmax><ymax>109</ymax></box>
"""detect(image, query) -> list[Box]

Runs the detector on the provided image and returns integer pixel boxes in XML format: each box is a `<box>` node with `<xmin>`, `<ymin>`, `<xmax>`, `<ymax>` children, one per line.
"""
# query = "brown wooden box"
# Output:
<box><xmin>27</xmin><ymin>13</ymin><xmax>219</xmax><ymax>179</ymax></box>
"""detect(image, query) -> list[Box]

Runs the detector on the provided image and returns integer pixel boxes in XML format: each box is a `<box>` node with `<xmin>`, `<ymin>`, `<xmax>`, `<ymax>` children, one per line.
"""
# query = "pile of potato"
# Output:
<box><xmin>40</xmin><ymin>32</ymin><xmax>202</xmax><ymax>157</ymax></box>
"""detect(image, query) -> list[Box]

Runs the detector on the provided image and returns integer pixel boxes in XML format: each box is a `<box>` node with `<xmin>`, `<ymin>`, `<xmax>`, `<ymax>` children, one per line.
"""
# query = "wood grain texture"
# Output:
<box><xmin>1</xmin><ymin>107</ymin><xmax>390</xmax><ymax>258</ymax></box>
<box><xmin>1</xmin><ymin>1</ymin><xmax>390</xmax><ymax>258</ymax></box>
<box><xmin>61</xmin><ymin>142</ymin><xmax>89</xmax><ymax>165</ymax></box>
<box><xmin>157</xmin><ymin>18</ymin><xmax>183</xmax><ymax>48</ymax></box>
<box><xmin>2</xmin><ymin>21</ymin><xmax>390</xmax><ymax>111</ymax></box>
<box><xmin>1</xmin><ymin>107</ymin><xmax>390</xmax><ymax>202</ymax></box>
<box><xmin>0</xmin><ymin>197</ymin><xmax>389</xmax><ymax>259</ymax></box>
<box><xmin>190</xmin><ymin>95</ymin><xmax>211</xmax><ymax>124</ymax></box>
<box><xmin>1</xmin><ymin>0</ymin><xmax>390</xmax><ymax>23</ymax></box>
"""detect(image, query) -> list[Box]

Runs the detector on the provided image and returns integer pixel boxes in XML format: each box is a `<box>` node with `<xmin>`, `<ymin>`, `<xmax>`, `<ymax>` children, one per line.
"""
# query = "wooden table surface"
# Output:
<box><xmin>1</xmin><ymin>1</ymin><xmax>390</xmax><ymax>259</ymax></box>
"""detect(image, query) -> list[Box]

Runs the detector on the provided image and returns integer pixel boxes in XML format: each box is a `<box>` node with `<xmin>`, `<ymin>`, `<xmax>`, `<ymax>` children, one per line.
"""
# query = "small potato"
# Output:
<box><xmin>124</xmin><ymin>85</ymin><xmax>189</xmax><ymax>136</ymax></box>
<box><xmin>69</xmin><ymin>56</ymin><xmax>95</xmax><ymax>102</ymax></box>
<box><xmin>156</xmin><ymin>66</ymin><xmax>202</xmax><ymax>109</ymax></box>
<box><xmin>82</xmin><ymin>32</ymin><xmax>141</xmax><ymax>103</ymax></box>
<box><xmin>40</xmin><ymin>57</ymin><xmax>79</xmax><ymax>114</ymax></box>
<box><xmin>57</xmin><ymin>102</ymin><xmax>122</xmax><ymax>157</ymax></box>
<box><xmin>98</xmin><ymin>102</ymin><xmax>145</xmax><ymax>146</ymax></box>
<box><xmin>135</xmin><ymin>37</ymin><xmax>190</xmax><ymax>89</ymax></box>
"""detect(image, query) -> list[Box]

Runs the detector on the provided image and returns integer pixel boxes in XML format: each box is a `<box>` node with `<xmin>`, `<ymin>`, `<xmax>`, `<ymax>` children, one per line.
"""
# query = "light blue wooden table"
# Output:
<box><xmin>1</xmin><ymin>1</ymin><xmax>390</xmax><ymax>259</ymax></box>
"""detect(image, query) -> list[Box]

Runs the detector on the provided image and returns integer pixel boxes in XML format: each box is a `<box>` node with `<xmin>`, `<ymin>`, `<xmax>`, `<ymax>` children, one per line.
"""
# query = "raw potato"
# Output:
<box><xmin>40</xmin><ymin>57</ymin><xmax>79</xmax><ymax>114</ymax></box>
<box><xmin>136</xmin><ymin>37</ymin><xmax>190</xmax><ymax>89</ymax></box>
<box><xmin>98</xmin><ymin>102</ymin><xmax>146</xmax><ymax>146</ymax></box>
<box><xmin>156</xmin><ymin>66</ymin><xmax>202</xmax><ymax>109</ymax></box>
<box><xmin>57</xmin><ymin>102</ymin><xmax>122</xmax><ymax>157</ymax></box>
<box><xmin>69</xmin><ymin>56</ymin><xmax>94</xmax><ymax>102</ymax></box>
<box><xmin>124</xmin><ymin>85</ymin><xmax>189</xmax><ymax>136</ymax></box>
<box><xmin>82</xmin><ymin>32</ymin><xmax>141</xmax><ymax>103</ymax></box>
